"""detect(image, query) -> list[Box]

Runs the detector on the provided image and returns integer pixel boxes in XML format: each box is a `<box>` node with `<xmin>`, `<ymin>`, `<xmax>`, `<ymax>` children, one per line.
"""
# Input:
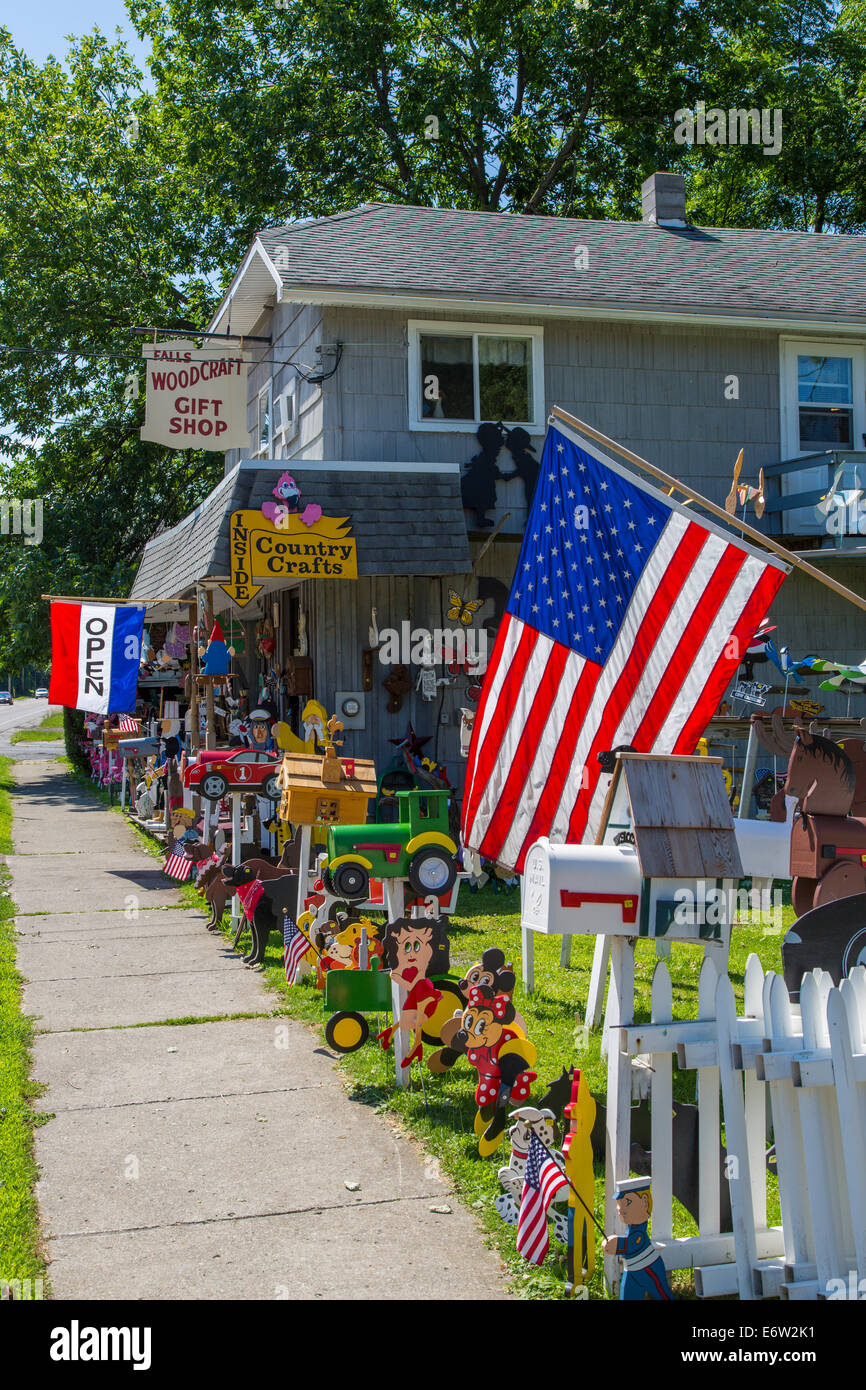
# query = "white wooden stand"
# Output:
<box><xmin>295</xmin><ymin>824</ymin><xmax>313</xmax><ymax>924</ymax></box>
<box><xmin>230</xmin><ymin>792</ymin><xmax>243</xmax><ymax>930</ymax></box>
<box><xmin>384</xmin><ymin>880</ymin><xmax>409</xmax><ymax>1088</ymax></box>
<box><xmin>603</xmin><ymin>935</ymin><xmax>635</xmax><ymax>1295</ymax></box>
<box><xmin>587</xmin><ymin>936</ymin><xmax>611</xmax><ymax>1030</ymax></box>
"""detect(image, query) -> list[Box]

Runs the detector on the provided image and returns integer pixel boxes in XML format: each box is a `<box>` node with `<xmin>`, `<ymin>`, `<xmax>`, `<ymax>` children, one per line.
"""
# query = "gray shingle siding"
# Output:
<box><xmin>129</xmin><ymin>463</ymin><xmax>470</xmax><ymax>599</ymax></box>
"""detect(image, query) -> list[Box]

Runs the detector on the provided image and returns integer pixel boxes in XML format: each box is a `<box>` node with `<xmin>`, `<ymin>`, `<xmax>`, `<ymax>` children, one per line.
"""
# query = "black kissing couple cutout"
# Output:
<box><xmin>460</xmin><ymin>422</ymin><xmax>539</xmax><ymax>529</ymax></box>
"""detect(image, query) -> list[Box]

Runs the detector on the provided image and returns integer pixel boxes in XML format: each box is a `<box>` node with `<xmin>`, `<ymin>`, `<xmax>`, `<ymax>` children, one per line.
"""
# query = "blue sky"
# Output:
<box><xmin>5</xmin><ymin>1</ymin><xmax>152</xmax><ymax>70</ymax></box>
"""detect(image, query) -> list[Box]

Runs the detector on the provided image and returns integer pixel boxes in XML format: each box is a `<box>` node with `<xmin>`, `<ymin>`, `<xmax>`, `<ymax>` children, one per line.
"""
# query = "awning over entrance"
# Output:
<box><xmin>129</xmin><ymin>460</ymin><xmax>471</xmax><ymax>602</ymax></box>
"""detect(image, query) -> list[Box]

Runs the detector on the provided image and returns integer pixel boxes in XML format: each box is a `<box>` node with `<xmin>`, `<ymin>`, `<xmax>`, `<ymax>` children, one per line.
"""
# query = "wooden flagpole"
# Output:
<box><xmin>41</xmin><ymin>593</ymin><xmax>191</xmax><ymax>607</ymax></box>
<box><xmin>551</xmin><ymin>407</ymin><xmax>866</xmax><ymax>616</ymax></box>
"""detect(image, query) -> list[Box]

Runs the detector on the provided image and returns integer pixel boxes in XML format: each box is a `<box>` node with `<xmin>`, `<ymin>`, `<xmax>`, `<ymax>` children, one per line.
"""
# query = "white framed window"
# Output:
<box><xmin>255</xmin><ymin>383</ymin><xmax>272</xmax><ymax>457</ymax></box>
<box><xmin>273</xmin><ymin>378</ymin><xmax>298</xmax><ymax>445</ymax></box>
<box><xmin>407</xmin><ymin>320</ymin><xmax>544</xmax><ymax>432</ymax></box>
<box><xmin>781</xmin><ymin>339</ymin><xmax>865</xmax><ymax>456</ymax></box>
<box><xmin>780</xmin><ymin>337</ymin><xmax>866</xmax><ymax>534</ymax></box>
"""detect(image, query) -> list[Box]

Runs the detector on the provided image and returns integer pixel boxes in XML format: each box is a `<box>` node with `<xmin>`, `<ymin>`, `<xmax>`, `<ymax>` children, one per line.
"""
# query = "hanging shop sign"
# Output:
<box><xmin>220</xmin><ymin>509</ymin><xmax>358</xmax><ymax>607</ymax></box>
<box><xmin>140</xmin><ymin>339</ymin><xmax>249</xmax><ymax>449</ymax></box>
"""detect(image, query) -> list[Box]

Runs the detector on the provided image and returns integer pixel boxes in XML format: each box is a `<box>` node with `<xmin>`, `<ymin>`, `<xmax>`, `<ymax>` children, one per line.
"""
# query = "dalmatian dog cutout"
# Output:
<box><xmin>494</xmin><ymin>1104</ymin><xmax>568</xmax><ymax>1242</ymax></box>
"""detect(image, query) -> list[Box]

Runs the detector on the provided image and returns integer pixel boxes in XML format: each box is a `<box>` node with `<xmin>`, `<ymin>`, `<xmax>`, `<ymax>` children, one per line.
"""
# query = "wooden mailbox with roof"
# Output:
<box><xmin>600</xmin><ymin>752</ymin><xmax>743</xmax><ymax>883</ymax></box>
<box><xmin>277</xmin><ymin>750</ymin><xmax>377</xmax><ymax>827</ymax></box>
<box><xmin>521</xmin><ymin>752</ymin><xmax>746</xmax><ymax>1004</ymax></box>
<box><xmin>522</xmin><ymin>753</ymin><xmax>743</xmax><ymax>953</ymax></box>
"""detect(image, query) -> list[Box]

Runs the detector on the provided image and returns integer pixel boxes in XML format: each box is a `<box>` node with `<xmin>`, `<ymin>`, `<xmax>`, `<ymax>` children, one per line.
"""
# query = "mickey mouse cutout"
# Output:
<box><xmin>445</xmin><ymin>984</ymin><xmax>538</xmax><ymax>1157</ymax></box>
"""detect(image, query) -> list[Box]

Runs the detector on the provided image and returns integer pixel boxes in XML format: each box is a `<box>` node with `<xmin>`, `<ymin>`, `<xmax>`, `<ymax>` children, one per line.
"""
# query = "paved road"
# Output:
<box><xmin>0</xmin><ymin>698</ymin><xmax>63</xmax><ymax>760</ymax></box>
<box><xmin>8</xmin><ymin>758</ymin><xmax>510</xmax><ymax>1300</ymax></box>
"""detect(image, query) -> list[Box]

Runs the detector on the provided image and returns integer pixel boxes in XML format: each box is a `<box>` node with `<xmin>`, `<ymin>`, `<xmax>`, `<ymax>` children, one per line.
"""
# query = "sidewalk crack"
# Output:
<box><xmin>51</xmin><ymin>1193</ymin><xmax>454</xmax><ymax>1240</ymax></box>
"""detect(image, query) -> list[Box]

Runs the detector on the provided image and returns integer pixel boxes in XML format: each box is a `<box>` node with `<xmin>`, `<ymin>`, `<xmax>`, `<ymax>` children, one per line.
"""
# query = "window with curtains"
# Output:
<box><xmin>407</xmin><ymin>320</ymin><xmax>544</xmax><ymax>432</ymax></box>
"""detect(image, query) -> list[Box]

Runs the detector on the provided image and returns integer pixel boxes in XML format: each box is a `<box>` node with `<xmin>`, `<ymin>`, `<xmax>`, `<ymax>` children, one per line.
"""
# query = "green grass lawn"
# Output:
<box><xmin>0</xmin><ymin>756</ymin><xmax>47</xmax><ymax>1298</ymax></box>
<box><xmin>10</xmin><ymin>713</ymin><xmax>64</xmax><ymax>745</ymax></box>
<box><xmin>175</xmin><ymin>867</ymin><xmax>792</xmax><ymax>1300</ymax></box>
<box><xmin>30</xmin><ymin>761</ymin><xmax>789</xmax><ymax>1300</ymax></box>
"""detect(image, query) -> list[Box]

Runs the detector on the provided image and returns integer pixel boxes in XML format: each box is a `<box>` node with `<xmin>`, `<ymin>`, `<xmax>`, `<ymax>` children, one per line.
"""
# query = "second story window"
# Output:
<box><xmin>797</xmin><ymin>353</ymin><xmax>854</xmax><ymax>449</ymax></box>
<box><xmin>408</xmin><ymin>320</ymin><xmax>543</xmax><ymax>432</ymax></box>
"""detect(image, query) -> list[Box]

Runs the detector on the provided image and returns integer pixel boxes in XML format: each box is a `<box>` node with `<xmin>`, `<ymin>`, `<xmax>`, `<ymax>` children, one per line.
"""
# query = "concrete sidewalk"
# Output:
<box><xmin>9</xmin><ymin>759</ymin><xmax>508</xmax><ymax>1300</ymax></box>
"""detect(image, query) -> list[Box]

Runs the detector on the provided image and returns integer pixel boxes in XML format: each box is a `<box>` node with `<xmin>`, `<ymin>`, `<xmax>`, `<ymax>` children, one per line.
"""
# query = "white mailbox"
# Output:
<box><xmin>518</xmin><ymin>753</ymin><xmax>747</xmax><ymax>993</ymax></box>
<box><xmin>522</xmin><ymin>838</ymin><xmax>642</xmax><ymax>937</ymax></box>
<box><xmin>732</xmin><ymin>802</ymin><xmax>794</xmax><ymax>884</ymax></box>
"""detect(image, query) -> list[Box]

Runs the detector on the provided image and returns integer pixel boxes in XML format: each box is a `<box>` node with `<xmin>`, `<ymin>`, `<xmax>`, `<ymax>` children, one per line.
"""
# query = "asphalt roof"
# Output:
<box><xmin>254</xmin><ymin>202</ymin><xmax>866</xmax><ymax>322</ymax></box>
<box><xmin>129</xmin><ymin>462</ymin><xmax>471</xmax><ymax>602</ymax></box>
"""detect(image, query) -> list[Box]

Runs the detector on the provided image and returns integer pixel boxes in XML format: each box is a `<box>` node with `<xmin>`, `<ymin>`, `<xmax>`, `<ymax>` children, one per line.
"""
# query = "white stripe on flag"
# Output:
<box><xmin>497</xmin><ymin>649</ymin><xmax>588</xmax><ymax>870</ymax></box>
<box><xmin>469</xmin><ymin>631</ymin><xmax>555</xmax><ymax>843</ymax></box>
<box><xmin>463</xmin><ymin>614</ymin><xmax>524</xmax><ymax>814</ymax></box>
<box><xmin>654</xmin><ymin>552</ymin><xmax>768</xmax><ymax>749</ymax></box>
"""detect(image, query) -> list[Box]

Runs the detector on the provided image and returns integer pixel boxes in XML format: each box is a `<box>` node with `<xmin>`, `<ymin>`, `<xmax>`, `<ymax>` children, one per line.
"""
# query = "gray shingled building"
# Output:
<box><xmin>131</xmin><ymin>176</ymin><xmax>866</xmax><ymax>776</ymax></box>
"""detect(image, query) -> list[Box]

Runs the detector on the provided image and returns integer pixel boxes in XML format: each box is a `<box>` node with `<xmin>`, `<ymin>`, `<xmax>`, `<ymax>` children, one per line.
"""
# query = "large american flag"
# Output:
<box><xmin>462</xmin><ymin>422</ymin><xmax>788</xmax><ymax>870</ymax></box>
<box><xmin>516</xmin><ymin>1133</ymin><xmax>569</xmax><ymax>1265</ymax></box>
<box><xmin>283</xmin><ymin>913</ymin><xmax>308</xmax><ymax>985</ymax></box>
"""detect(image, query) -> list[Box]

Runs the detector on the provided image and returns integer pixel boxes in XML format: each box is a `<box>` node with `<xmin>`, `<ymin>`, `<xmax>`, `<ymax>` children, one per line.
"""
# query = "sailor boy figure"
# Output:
<box><xmin>602</xmin><ymin>1177</ymin><xmax>672</xmax><ymax>1301</ymax></box>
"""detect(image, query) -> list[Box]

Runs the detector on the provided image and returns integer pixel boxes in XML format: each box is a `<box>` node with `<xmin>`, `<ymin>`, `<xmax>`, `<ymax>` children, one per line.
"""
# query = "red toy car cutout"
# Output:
<box><xmin>184</xmin><ymin>749</ymin><xmax>282</xmax><ymax>803</ymax></box>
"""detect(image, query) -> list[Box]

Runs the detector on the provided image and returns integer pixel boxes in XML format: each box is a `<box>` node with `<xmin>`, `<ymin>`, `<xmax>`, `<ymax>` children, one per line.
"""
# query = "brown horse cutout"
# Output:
<box><xmin>753</xmin><ymin>712</ymin><xmax>866</xmax><ymax>915</ymax></box>
<box><xmin>753</xmin><ymin>711</ymin><xmax>864</xmax><ymax>817</ymax></box>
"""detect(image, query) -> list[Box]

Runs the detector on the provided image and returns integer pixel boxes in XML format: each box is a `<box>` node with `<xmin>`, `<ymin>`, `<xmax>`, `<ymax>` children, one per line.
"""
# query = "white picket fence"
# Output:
<box><xmin>607</xmin><ymin>951</ymin><xmax>866</xmax><ymax>1300</ymax></box>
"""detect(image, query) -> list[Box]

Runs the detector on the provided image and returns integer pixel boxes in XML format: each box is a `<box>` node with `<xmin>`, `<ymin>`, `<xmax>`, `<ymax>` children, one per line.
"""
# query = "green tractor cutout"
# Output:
<box><xmin>322</xmin><ymin>789</ymin><xmax>458</xmax><ymax>901</ymax></box>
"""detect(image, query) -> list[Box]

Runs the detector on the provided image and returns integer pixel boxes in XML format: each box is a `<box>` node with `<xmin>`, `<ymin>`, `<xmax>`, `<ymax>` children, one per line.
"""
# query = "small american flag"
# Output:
<box><xmin>516</xmin><ymin>1133</ymin><xmax>569</xmax><ymax>1265</ymax></box>
<box><xmin>164</xmin><ymin>850</ymin><xmax>193</xmax><ymax>881</ymax></box>
<box><xmin>119</xmin><ymin>716</ymin><xmax>140</xmax><ymax>732</ymax></box>
<box><xmin>283</xmin><ymin>913</ymin><xmax>308</xmax><ymax>985</ymax></box>
<box><xmin>463</xmin><ymin>421</ymin><xmax>788</xmax><ymax>869</ymax></box>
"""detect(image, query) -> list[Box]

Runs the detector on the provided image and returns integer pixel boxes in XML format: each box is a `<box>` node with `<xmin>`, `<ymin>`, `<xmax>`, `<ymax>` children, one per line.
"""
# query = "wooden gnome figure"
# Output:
<box><xmin>603</xmin><ymin>1178</ymin><xmax>673</xmax><ymax>1301</ymax></box>
<box><xmin>202</xmin><ymin>619</ymin><xmax>230</xmax><ymax>676</ymax></box>
<box><xmin>562</xmin><ymin>1068</ymin><xmax>597</xmax><ymax>1292</ymax></box>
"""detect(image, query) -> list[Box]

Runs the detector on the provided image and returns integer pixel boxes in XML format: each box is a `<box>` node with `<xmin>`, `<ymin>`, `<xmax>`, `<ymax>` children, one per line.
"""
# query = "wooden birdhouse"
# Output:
<box><xmin>277</xmin><ymin>751</ymin><xmax>377</xmax><ymax>826</ymax></box>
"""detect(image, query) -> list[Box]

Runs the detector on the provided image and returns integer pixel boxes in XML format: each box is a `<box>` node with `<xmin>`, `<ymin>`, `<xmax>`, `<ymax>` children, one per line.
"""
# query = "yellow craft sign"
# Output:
<box><xmin>220</xmin><ymin>509</ymin><xmax>358</xmax><ymax>607</ymax></box>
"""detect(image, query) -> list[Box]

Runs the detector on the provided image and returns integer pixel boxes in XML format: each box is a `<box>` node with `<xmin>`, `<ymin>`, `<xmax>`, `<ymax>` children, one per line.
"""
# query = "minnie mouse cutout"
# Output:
<box><xmin>439</xmin><ymin>984</ymin><xmax>538</xmax><ymax>1157</ymax></box>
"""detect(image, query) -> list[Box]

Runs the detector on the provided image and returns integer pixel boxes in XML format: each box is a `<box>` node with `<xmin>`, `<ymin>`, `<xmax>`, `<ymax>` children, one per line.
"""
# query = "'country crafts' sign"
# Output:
<box><xmin>140</xmin><ymin>339</ymin><xmax>249</xmax><ymax>449</ymax></box>
<box><xmin>220</xmin><ymin>509</ymin><xmax>358</xmax><ymax>607</ymax></box>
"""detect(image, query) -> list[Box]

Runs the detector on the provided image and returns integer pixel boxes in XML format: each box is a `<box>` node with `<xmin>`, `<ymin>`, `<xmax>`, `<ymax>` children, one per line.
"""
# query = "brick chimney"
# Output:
<box><xmin>641</xmin><ymin>171</ymin><xmax>687</xmax><ymax>227</ymax></box>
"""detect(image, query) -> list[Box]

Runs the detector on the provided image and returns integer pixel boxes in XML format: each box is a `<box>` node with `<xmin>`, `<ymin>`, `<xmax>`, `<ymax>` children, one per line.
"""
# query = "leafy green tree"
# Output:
<box><xmin>127</xmin><ymin>0</ymin><xmax>866</xmax><ymax>259</ymax></box>
<box><xmin>0</xmin><ymin>29</ymin><xmax>222</xmax><ymax>668</ymax></box>
<box><xmin>2</xmin><ymin>0</ymin><xmax>865</xmax><ymax>671</ymax></box>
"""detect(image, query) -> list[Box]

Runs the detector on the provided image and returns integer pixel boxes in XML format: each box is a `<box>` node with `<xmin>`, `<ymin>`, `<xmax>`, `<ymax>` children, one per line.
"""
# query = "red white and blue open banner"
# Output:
<box><xmin>49</xmin><ymin>603</ymin><xmax>145</xmax><ymax>715</ymax></box>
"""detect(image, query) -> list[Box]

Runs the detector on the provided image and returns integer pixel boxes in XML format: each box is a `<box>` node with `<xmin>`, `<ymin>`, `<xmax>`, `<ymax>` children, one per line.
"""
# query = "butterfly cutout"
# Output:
<box><xmin>447</xmin><ymin>589</ymin><xmax>483</xmax><ymax>624</ymax></box>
